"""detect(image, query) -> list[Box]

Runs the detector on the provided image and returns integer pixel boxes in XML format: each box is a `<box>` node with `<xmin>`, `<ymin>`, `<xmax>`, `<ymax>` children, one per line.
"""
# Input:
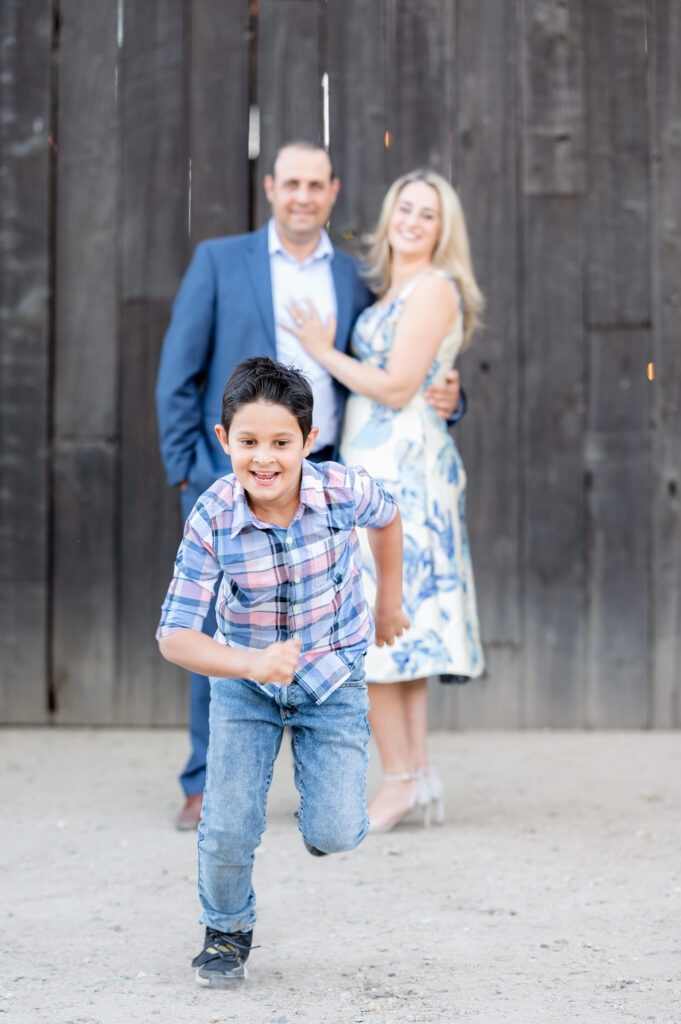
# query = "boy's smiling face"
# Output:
<box><xmin>215</xmin><ymin>400</ymin><xmax>318</xmax><ymax>525</ymax></box>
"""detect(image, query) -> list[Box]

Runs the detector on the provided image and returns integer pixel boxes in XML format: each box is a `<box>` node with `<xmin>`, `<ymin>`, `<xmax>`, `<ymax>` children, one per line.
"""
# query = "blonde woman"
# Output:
<box><xmin>282</xmin><ymin>169</ymin><xmax>485</xmax><ymax>832</ymax></box>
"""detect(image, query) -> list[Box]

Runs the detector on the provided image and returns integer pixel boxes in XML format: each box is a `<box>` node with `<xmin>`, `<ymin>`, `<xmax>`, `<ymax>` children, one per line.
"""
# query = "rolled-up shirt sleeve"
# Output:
<box><xmin>345</xmin><ymin>465</ymin><xmax>397</xmax><ymax>529</ymax></box>
<box><xmin>156</xmin><ymin>503</ymin><xmax>222</xmax><ymax>638</ymax></box>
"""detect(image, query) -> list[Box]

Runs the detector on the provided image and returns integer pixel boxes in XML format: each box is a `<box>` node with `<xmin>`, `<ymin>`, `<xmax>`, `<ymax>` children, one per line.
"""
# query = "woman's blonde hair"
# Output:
<box><xmin>363</xmin><ymin>168</ymin><xmax>484</xmax><ymax>346</ymax></box>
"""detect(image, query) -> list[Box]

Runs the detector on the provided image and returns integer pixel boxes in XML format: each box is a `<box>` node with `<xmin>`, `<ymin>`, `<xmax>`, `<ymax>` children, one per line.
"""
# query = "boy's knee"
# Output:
<box><xmin>200</xmin><ymin>826</ymin><xmax>253</xmax><ymax>864</ymax></box>
<box><xmin>302</xmin><ymin>818</ymin><xmax>368</xmax><ymax>855</ymax></box>
<box><xmin>200</xmin><ymin>809</ymin><xmax>264</xmax><ymax>862</ymax></box>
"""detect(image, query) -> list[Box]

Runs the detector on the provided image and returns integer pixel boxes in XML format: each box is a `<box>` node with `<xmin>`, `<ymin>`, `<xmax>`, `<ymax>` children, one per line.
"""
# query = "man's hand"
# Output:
<box><xmin>374</xmin><ymin>607</ymin><xmax>410</xmax><ymax>647</ymax></box>
<box><xmin>249</xmin><ymin>638</ymin><xmax>302</xmax><ymax>686</ymax></box>
<box><xmin>424</xmin><ymin>369</ymin><xmax>460</xmax><ymax>420</ymax></box>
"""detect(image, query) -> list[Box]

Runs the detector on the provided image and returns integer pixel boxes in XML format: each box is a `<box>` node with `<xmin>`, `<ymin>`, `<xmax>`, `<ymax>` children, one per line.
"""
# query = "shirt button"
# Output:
<box><xmin>293</xmin><ymin>575</ymin><xmax>301</xmax><ymax>584</ymax></box>
<box><xmin>286</xmin><ymin>537</ymin><xmax>294</xmax><ymax>546</ymax></box>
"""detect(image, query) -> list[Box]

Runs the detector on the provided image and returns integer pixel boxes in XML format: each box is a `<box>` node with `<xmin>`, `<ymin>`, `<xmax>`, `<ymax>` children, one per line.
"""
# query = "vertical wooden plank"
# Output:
<box><xmin>387</xmin><ymin>0</ymin><xmax>455</xmax><ymax>180</ymax></box>
<box><xmin>189</xmin><ymin>0</ymin><xmax>251</xmax><ymax>244</ymax></box>
<box><xmin>502</xmin><ymin>0</ymin><xmax>587</xmax><ymax>729</ymax></box>
<box><xmin>522</xmin><ymin>197</ymin><xmax>585</xmax><ymax>726</ymax></box>
<box><xmin>584</xmin><ymin>2</ymin><xmax>650</xmax><ymax>326</ymax></box>
<box><xmin>121</xmin><ymin>0</ymin><xmax>187</xmax><ymax>302</ymax></box>
<box><xmin>119</xmin><ymin>0</ymin><xmax>187</xmax><ymax>725</ymax></box>
<box><xmin>519</xmin><ymin>0</ymin><xmax>585</xmax><ymax>195</ymax></box>
<box><xmin>54</xmin><ymin>0</ymin><xmax>118</xmax><ymax>437</ymax></box>
<box><xmin>584</xmin><ymin>330</ymin><xmax>650</xmax><ymax>727</ymax></box>
<box><xmin>51</xmin><ymin>0</ymin><xmax>118</xmax><ymax>723</ymax></box>
<box><xmin>52</xmin><ymin>443</ymin><xmax>117</xmax><ymax>723</ymax></box>
<box><xmin>119</xmin><ymin>300</ymin><xmax>185</xmax><ymax>725</ymax></box>
<box><xmin>256</xmin><ymin>0</ymin><xmax>323</xmax><ymax>225</ymax></box>
<box><xmin>433</xmin><ymin>0</ymin><xmax>522</xmax><ymax>728</ymax></box>
<box><xmin>650</xmin><ymin>0</ymin><xmax>681</xmax><ymax>727</ymax></box>
<box><xmin>327</xmin><ymin>0</ymin><xmax>389</xmax><ymax>253</ymax></box>
<box><xmin>0</xmin><ymin>0</ymin><xmax>51</xmax><ymax>723</ymax></box>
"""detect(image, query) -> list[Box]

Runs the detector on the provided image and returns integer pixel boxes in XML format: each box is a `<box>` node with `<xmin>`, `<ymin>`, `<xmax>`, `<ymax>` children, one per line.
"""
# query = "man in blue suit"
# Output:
<box><xmin>156</xmin><ymin>141</ymin><xmax>463</xmax><ymax>828</ymax></box>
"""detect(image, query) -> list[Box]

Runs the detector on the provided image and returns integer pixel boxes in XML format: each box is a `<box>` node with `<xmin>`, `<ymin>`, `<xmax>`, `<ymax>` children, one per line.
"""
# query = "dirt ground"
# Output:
<box><xmin>1</xmin><ymin>727</ymin><xmax>680</xmax><ymax>1024</ymax></box>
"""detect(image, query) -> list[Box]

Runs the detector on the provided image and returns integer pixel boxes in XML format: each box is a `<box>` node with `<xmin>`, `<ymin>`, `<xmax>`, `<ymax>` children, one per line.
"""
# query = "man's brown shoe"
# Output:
<box><xmin>176</xmin><ymin>792</ymin><xmax>203</xmax><ymax>830</ymax></box>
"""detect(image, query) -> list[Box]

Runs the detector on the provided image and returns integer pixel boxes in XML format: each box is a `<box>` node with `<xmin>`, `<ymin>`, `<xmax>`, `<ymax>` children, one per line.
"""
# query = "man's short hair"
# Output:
<box><xmin>221</xmin><ymin>357</ymin><xmax>314</xmax><ymax>440</ymax></box>
<box><xmin>271</xmin><ymin>139</ymin><xmax>335</xmax><ymax>179</ymax></box>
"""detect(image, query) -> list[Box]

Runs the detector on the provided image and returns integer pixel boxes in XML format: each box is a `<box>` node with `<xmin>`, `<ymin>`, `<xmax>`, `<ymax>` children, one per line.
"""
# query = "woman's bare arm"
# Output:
<box><xmin>367</xmin><ymin>509</ymin><xmax>410</xmax><ymax>646</ymax></box>
<box><xmin>284</xmin><ymin>275</ymin><xmax>459</xmax><ymax>409</ymax></box>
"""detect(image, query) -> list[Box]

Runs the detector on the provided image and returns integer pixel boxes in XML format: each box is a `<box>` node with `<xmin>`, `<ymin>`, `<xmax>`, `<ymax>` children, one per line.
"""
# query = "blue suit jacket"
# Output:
<box><xmin>156</xmin><ymin>224</ymin><xmax>374</xmax><ymax>492</ymax></box>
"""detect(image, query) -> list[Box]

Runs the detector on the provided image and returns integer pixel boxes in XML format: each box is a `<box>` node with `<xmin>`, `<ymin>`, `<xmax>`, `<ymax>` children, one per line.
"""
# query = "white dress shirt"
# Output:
<box><xmin>268</xmin><ymin>220</ymin><xmax>339</xmax><ymax>450</ymax></box>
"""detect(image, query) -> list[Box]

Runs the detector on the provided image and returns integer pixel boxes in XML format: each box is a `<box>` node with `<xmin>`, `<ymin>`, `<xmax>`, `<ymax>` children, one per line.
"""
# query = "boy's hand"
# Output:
<box><xmin>249</xmin><ymin>638</ymin><xmax>302</xmax><ymax>686</ymax></box>
<box><xmin>374</xmin><ymin>607</ymin><xmax>410</xmax><ymax>647</ymax></box>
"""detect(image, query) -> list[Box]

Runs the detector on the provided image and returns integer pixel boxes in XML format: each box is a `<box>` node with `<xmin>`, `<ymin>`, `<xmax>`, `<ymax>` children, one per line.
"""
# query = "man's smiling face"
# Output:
<box><xmin>264</xmin><ymin>146</ymin><xmax>340</xmax><ymax>249</ymax></box>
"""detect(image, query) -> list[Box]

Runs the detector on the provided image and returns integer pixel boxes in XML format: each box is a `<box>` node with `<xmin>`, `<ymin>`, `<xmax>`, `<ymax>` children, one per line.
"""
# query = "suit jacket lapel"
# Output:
<box><xmin>331</xmin><ymin>250</ymin><xmax>354</xmax><ymax>353</ymax></box>
<box><xmin>243</xmin><ymin>225</ymin><xmax>276</xmax><ymax>353</ymax></box>
<box><xmin>243</xmin><ymin>229</ymin><xmax>356</xmax><ymax>356</ymax></box>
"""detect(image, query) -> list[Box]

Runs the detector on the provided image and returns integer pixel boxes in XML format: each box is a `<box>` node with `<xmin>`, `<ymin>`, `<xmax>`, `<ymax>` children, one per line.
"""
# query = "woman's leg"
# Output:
<box><xmin>403</xmin><ymin>677</ymin><xmax>445</xmax><ymax>822</ymax></box>
<box><xmin>367</xmin><ymin>682</ymin><xmax>420</xmax><ymax>828</ymax></box>
<box><xmin>367</xmin><ymin>682</ymin><xmax>412</xmax><ymax>772</ymax></box>
<box><xmin>402</xmin><ymin>677</ymin><xmax>429</xmax><ymax>771</ymax></box>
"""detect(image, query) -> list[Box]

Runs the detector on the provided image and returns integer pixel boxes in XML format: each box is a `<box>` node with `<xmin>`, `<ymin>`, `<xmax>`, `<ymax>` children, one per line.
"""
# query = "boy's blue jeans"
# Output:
<box><xmin>198</xmin><ymin>664</ymin><xmax>370</xmax><ymax>934</ymax></box>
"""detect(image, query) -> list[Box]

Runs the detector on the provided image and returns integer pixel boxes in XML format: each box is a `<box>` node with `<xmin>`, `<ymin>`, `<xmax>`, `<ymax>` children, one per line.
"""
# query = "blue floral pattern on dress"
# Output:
<box><xmin>340</xmin><ymin>270</ymin><xmax>484</xmax><ymax>682</ymax></box>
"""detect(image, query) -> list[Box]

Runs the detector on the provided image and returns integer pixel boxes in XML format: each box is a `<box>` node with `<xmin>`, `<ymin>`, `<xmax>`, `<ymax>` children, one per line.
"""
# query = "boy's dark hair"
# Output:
<box><xmin>221</xmin><ymin>357</ymin><xmax>314</xmax><ymax>439</ymax></box>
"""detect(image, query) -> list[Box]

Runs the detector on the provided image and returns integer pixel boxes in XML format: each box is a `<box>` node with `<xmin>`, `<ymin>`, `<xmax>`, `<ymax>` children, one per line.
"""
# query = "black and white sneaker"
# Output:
<box><xmin>192</xmin><ymin>927</ymin><xmax>253</xmax><ymax>986</ymax></box>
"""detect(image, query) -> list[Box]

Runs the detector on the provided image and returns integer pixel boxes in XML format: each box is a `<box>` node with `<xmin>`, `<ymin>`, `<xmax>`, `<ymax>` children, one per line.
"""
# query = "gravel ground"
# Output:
<box><xmin>1</xmin><ymin>727</ymin><xmax>680</xmax><ymax>1024</ymax></box>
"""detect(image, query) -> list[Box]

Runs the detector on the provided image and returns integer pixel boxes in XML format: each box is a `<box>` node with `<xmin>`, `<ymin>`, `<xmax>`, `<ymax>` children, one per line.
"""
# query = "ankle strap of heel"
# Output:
<box><xmin>383</xmin><ymin>771</ymin><xmax>419</xmax><ymax>782</ymax></box>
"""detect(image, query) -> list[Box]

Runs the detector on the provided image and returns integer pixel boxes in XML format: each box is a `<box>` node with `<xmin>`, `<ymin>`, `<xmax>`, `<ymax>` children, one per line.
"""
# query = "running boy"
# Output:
<box><xmin>157</xmin><ymin>357</ymin><xmax>408</xmax><ymax>986</ymax></box>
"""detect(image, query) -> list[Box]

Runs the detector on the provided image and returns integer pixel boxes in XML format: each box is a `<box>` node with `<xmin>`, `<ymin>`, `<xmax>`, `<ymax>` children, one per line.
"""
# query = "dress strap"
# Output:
<box><xmin>398</xmin><ymin>269</ymin><xmax>432</xmax><ymax>301</ymax></box>
<box><xmin>400</xmin><ymin>268</ymin><xmax>462</xmax><ymax>314</ymax></box>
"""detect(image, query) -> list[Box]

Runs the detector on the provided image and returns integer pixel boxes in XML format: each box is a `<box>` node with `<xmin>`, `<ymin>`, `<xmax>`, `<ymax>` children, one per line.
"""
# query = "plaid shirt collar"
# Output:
<box><xmin>229</xmin><ymin>460</ymin><xmax>328</xmax><ymax>538</ymax></box>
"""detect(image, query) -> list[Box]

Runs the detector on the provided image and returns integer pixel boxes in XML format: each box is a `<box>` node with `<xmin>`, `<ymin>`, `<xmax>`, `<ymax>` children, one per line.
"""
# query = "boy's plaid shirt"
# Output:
<box><xmin>157</xmin><ymin>459</ymin><xmax>397</xmax><ymax>702</ymax></box>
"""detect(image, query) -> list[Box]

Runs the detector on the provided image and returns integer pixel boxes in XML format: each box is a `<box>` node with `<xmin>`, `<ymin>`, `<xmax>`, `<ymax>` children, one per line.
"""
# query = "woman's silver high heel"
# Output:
<box><xmin>368</xmin><ymin>771</ymin><xmax>430</xmax><ymax>833</ymax></box>
<box><xmin>419</xmin><ymin>766</ymin><xmax>445</xmax><ymax>827</ymax></box>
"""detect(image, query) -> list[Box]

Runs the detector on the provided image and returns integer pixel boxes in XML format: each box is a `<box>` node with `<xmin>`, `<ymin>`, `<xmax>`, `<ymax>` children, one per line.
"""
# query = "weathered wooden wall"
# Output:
<box><xmin>1</xmin><ymin>0</ymin><xmax>679</xmax><ymax>728</ymax></box>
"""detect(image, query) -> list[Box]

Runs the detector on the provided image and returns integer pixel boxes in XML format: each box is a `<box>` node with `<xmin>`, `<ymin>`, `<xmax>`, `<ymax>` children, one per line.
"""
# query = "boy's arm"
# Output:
<box><xmin>367</xmin><ymin>508</ymin><xmax>410</xmax><ymax>646</ymax></box>
<box><xmin>158</xmin><ymin>629</ymin><xmax>301</xmax><ymax>686</ymax></box>
<box><xmin>157</xmin><ymin>499</ymin><xmax>301</xmax><ymax>685</ymax></box>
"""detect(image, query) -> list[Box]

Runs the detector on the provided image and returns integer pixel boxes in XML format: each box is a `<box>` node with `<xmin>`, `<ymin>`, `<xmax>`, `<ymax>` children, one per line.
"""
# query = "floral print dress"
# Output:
<box><xmin>340</xmin><ymin>270</ymin><xmax>484</xmax><ymax>683</ymax></box>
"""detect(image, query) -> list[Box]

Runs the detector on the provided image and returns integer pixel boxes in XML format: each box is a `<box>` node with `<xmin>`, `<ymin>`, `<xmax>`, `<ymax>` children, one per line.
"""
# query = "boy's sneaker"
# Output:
<box><xmin>192</xmin><ymin>927</ymin><xmax>252</xmax><ymax>986</ymax></box>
